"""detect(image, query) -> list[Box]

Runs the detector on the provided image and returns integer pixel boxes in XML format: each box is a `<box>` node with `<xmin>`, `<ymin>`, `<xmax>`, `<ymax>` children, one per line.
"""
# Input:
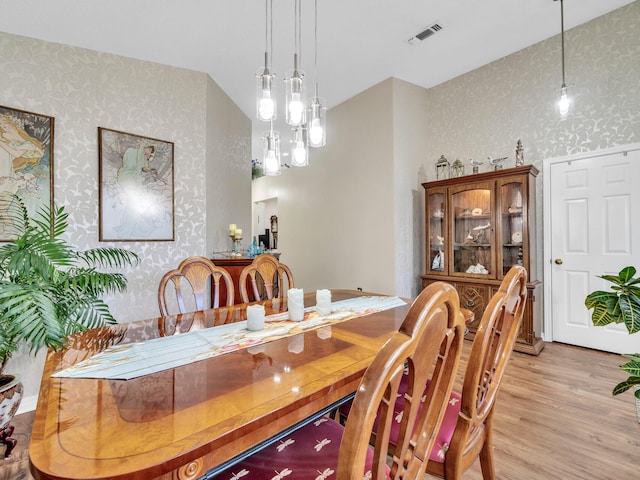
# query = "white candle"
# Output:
<box><xmin>288</xmin><ymin>288</ymin><xmax>304</xmax><ymax>321</ymax></box>
<box><xmin>246</xmin><ymin>304</ymin><xmax>265</xmax><ymax>331</ymax></box>
<box><xmin>316</xmin><ymin>289</ymin><xmax>332</xmax><ymax>316</ymax></box>
<box><xmin>229</xmin><ymin>223</ymin><xmax>236</xmax><ymax>236</ymax></box>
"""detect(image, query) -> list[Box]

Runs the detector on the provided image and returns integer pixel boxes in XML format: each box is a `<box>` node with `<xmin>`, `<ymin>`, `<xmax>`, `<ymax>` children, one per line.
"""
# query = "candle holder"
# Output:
<box><xmin>230</xmin><ymin>234</ymin><xmax>243</xmax><ymax>257</ymax></box>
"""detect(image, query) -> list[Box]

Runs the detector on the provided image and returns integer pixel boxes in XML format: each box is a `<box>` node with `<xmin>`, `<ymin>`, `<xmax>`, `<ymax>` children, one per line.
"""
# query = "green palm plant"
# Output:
<box><xmin>585</xmin><ymin>266</ymin><xmax>640</xmax><ymax>398</ymax></box>
<box><xmin>0</xmin><ymin>194</ymin><xmax>139</xmax><ymax>371</ymax></box>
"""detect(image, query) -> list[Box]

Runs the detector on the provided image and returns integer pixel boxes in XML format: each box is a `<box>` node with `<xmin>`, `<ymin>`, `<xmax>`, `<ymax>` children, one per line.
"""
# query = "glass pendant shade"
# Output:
<box><xmin>285</xmin><ymin>64</ymin><xmax>306</xmax><ymax>126</ymax></box>
<box><xmin>256</xmin><ymin>57</ymin><xmax>277</xmax><ymax>122</ymax></box>
<box><xmin>290</xmin><ymin>126</ymin><xmax>308</xmax><ymax>167</ymax></box>
<box><xmin>558</xmin><ymin>84</ymin><xmax>569</xmax><ymax>116</ymax></box>
<box><xmin>307</xmin><ymin>96</ymin><xmax>326</xmax><ymax>148</ymax></box>
<box><xmin>262</xmin><ymin>128</ymin><xmax>281</xmax><ymax>176</ymax></box>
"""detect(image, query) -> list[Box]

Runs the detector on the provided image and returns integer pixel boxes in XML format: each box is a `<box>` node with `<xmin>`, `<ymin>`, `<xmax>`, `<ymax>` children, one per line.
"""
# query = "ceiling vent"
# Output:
<box><xmin>408</xmin><ymin>22</ymin><xmax>443</xmax><ymax>46</ymax></box>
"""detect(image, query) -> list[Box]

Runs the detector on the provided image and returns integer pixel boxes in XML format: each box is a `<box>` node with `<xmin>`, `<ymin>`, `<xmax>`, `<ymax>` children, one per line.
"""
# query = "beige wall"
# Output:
<box><xmin>253</xmin><ymin>79</ymin><xmax>397</xmax><ymax>296</ymax></box>
<box><xmin>0</xmin><ymin>32</ymin><xmax>251</xmax><ymax>406</ymax></box>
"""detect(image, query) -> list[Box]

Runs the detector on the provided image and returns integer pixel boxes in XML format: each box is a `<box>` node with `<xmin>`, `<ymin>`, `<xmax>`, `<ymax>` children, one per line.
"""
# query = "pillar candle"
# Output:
<box><xmin>316</xmin><ymin>289</ymin><xmax>332</xmax><ymax>316</ymax></box>
<box><xmin>246</xmin><ymin>304</ymin><xmax>265</xmax><ymax>331</ymax></box>
<box><xmin>288</xmin><ymin>288</ymin><xmax>304</xmax><ymax>321</ymax></box>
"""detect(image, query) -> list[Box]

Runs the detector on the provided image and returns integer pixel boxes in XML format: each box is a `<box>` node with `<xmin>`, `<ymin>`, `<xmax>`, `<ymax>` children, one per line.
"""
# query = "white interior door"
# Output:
<box><xmin>549</xmin><ymin>149</ymin><xmax>640</xmax><ymax>353</ymax></box>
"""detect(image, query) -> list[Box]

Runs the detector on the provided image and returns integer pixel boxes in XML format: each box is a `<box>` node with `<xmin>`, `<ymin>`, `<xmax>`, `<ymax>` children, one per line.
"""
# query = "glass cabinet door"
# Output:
<box><xmin>450</xmin><ymin>182</ymin><xmax>494</xmax><ymax>277</ymax></box>
<box><xmin>498</xmin><ymin>178</ymin><xmax>526</xmax><ymax>277</ymax></box>
<box><xmin>426</xmin><ymin>188</ymin><xmax>447</xmax><ymax>274</ymax></box>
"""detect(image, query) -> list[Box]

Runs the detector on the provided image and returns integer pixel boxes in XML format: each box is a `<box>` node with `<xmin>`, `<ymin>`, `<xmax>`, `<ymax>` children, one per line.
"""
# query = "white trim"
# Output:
<box><xmin>542</xmin><ymin>143</ymin><xmax>640</xmax><ymax>343</ymax></box>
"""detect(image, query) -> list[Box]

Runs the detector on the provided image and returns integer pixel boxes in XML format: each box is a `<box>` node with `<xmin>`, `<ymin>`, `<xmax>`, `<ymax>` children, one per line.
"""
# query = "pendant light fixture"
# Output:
<box><xmin>308</xmin><ymin>0</ymin><xmax>326</xmax><ymax>148</ymax></box>
<box><xmin>262</xmin><ymin>121</ymin><xmax>281</xmax><ymax>176</ymax></box>
<box><xmin>285</xmin><ymin>0</ymin><xmax>306</xmax><ymax>127</ymax></box>
<box><xmin>290</xmin><ymin>125</ymin><xmax>309</xmax><ymax>167</ymax></box>
<box><xmin>256</xmin><ymin>0</ymin><xmax>276</xmax><ymax>122</ymax></box>
<box><xmin>556</xmin><ymin>0</ymin><xmax>570</xmax><ymax>116</ymax></box>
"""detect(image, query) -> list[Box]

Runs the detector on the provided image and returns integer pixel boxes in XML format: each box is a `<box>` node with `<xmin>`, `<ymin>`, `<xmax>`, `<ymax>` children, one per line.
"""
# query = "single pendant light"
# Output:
<box><xmin>263</xmin><ymin>121</ymin><xmax>281</xmax><ymax>176</ymax></box>
<box><xmin>290</xmin><ymin>125</ymin><xmax>309</xmax><ymax>167</ymax></box>
<box><xmin>307</xmin><ymin>0</ymin><xmax>326</xmax><ymax>148</ymax></box>
<box><xmin>256</xmin><ymin>0</ymin><xmax>277</xmax><ymax>122</ymax></box>
<box><xmin>285</xmin><ymin>0</ymin><xmax>306</xmax><ymax>127</ymax></box>
<box><xmin>556</xmin><ymin>0</ymin><xmax>570</xmax><ymax>116</ymax></box>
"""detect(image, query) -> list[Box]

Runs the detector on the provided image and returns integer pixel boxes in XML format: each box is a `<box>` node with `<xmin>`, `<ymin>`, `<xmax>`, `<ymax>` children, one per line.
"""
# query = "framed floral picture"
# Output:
<box><xmin>98</xmin><ymin>127</ymin><xmax>174</xmax><ymax>241</ymax></box>
<box><xmin>0</xmin><ymin>105</ymin><xmax>54</xmax><ymax>241</ymax></box>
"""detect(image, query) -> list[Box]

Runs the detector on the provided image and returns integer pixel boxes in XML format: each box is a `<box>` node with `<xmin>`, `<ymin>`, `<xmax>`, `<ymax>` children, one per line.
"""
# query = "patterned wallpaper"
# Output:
<box><xmin>0</xmin><ymin>32</ymin><xmax>251</xmax><ymax>399</ymax></box>
<box><xmin>422</xmin><ymin>1</ymin><xmax>640</xmax><ymax>181</ymax></box>
<box><xmin>419</xmin><ymin>1</ymin><xmax>640</xmax><ymax>288</ymax></box>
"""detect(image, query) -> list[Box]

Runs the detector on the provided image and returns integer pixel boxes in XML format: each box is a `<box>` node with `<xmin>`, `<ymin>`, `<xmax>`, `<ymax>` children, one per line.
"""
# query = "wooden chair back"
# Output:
<box><xmin>238</xmin><ymin>254</ymin><xmax>294</xmax><ymax>303</ymax></box>
<box><xmin>427</xmin><ymin>265</ymin><xmax>528</xmax><ymax>479</ymax></box>
<box><xmin>338</xmin><ymin>281</ymin><xmax>465</xmax><ymax>479</ymax></box>
<box><xmin>157</xmin><ymin>256</ymin><xmax>234</xmax><ymax>316</ymax></box>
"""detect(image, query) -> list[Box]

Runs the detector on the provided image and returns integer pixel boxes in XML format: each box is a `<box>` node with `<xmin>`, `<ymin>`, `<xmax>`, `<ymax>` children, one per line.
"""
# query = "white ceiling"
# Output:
<box><xmin>0</xmin><ymin>0</ymin><xmax>635</xmax><ymax>152</ymax></box>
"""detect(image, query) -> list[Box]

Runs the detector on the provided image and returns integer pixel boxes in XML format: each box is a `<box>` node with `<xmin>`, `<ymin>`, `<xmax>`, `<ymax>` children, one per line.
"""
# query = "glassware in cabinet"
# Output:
<box><xmin>498</xmin><ymin>178</ymin><xmax>527</xmax><ymax>277</ymax></box>
<box><xmin>450</xmin><ymin>183</ymin><xmax>494</xmax><ymax>276</ymax></box>
<box><xmin>426</xmin><ymin>189</ymin><xmax>447</xmax><ymax>274</ymax></box>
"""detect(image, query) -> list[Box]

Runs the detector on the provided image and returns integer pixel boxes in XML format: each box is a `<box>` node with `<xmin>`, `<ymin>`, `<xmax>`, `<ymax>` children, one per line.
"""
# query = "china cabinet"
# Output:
<box><xmin>421</xmin><ymin>165</ymin><xmax>543</xmax><ymax>354</ymax></box>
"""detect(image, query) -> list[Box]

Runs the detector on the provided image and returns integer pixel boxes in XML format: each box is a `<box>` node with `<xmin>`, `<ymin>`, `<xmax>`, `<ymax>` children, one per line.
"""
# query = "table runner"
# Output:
<box><xmin>53</xmin><ymin>295</ymin><xmax>407</xmax><ymax>380</ymax></box>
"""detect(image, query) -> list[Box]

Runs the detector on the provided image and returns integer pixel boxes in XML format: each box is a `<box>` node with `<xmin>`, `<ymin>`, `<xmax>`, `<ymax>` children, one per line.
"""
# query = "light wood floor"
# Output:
<box><xmin>2</xmin><ymin>341</ymin><xmax>638</xmax><ymax>479</ymax></box>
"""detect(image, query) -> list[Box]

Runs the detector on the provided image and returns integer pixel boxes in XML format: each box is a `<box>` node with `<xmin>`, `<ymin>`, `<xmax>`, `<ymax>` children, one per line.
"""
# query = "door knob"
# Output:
<box><xmin>554</xmin><ymin>258</ymin><xmax>563</xmax><ymax>265</ymax></box>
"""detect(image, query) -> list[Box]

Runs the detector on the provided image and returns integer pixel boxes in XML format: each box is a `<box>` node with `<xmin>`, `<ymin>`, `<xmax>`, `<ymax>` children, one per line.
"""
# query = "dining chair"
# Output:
<box><xmin>238</xmin><ymin>254</ymin><xmax>294</xmax><ymax>303</ymax></box>
<box><xmin>211</xmin><ymin>281</ymin><xmax>465</xmax><ymax>480</ymax></box>
<box><xmin>336</xmin><ymin>266</ymin><xmax>527</xmax><ymax>479</ymax></box>
<box><xmin>157</xmin><ymin>256</ymin><xmax>234</xmax><ymax>316</ymax></box>
<box><xmin>424</xmin><ymin>265</ymin><xmax>527</xmax><ymax>480</ymax></box>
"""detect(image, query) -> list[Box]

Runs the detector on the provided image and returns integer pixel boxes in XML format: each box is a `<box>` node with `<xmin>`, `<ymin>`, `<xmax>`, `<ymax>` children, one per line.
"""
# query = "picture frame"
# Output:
<box><xmin>0</xmin><ymin>105</ymin><xmax>54</xmax><ymax>241</ymax></box>
<box><xmin>98</xmin><ymin>127</ymin><xmax>174</xmax><ymax>241</ymax></box>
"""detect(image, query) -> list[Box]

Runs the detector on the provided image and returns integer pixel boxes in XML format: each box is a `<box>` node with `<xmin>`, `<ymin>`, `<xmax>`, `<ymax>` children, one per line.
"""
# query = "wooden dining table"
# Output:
<box><xmin>29</xmin><ymin>290</ymin><xmax>418</xmax><ymax>480</ymax></box>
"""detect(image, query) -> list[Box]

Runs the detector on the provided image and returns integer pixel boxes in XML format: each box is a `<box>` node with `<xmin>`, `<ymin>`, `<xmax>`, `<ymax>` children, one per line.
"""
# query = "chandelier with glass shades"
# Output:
<box><xmin>256</xmin><ymin>0</ymin><xmax>326</xmax><ymax>176</ymax></box>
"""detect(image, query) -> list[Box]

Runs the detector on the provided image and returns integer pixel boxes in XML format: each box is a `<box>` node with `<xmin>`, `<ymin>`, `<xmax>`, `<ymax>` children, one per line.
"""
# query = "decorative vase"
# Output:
<box><xmin>0</xmin><ymin>374</ymin><xmax>23</xmax><ymax>458</ymax></box>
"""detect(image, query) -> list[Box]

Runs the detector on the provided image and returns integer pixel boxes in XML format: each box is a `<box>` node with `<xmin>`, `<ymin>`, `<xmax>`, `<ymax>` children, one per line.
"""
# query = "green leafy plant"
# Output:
<box><xmin>0</xmin><ymin>195</ymin><xmax>139</xmax><ymax>371</ymax></box>
<box><xmin>585</xmin><ymin>266</ymin><xmax>640</xmax><ymax>398</ymax></box>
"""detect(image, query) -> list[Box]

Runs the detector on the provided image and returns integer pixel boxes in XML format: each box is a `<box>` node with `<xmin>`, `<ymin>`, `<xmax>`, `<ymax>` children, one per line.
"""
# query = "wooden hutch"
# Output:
<box><xmin>421</xmin><ymin>165</ymin><xmax>543</xmax><ymax>354</ymax></box>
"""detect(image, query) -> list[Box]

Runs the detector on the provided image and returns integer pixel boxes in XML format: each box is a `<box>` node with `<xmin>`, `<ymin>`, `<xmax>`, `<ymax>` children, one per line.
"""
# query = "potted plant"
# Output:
<box><xmin>0</xmin><ymin>194</ymin><xmax>139</xmax><ymax>443</ymax></box>
<box><xmin>585</xmin><ymin>266</ymin><xmax>640</xmax><ymax>399</ymax></box>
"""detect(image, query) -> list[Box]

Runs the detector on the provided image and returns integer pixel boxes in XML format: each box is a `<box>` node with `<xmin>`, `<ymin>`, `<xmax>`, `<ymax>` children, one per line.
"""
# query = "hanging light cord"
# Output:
<box><xmin>313</xmin><ymin>0</ymin><xmax>319</xmax><ymax>97</ymax></box>
<box><xmin>295</xmin><ymin>0</ymin><xmax>301</xmax><ymax>67</ymax></box>
<box><xmin>560</xmin><ymin>0</ymin><xmax>566</xmax><ymax>87</ymax></box>
<box><xmin>264</xmin><ymin>0</ymin><xmax>273</xmax><ymax>63</ymax></box>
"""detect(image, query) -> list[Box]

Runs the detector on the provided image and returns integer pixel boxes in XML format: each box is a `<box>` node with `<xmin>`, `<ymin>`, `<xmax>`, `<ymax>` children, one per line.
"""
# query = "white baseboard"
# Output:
<box><xmin>17</xmin><ymin>394</ymin><xmax>38</xmax><ymax>415</ymax></box>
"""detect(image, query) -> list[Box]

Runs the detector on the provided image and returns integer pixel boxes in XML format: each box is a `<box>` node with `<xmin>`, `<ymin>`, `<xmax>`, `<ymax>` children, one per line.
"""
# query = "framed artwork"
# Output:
<box><xmin>98</xmin><ymin>127</ymin><xmax>174</xmax><ymax>241</ymax></box>
<box><xmin>0</xmin><ymin>105</ymin><xmax>54</xmax><ymax>241</ymax></box>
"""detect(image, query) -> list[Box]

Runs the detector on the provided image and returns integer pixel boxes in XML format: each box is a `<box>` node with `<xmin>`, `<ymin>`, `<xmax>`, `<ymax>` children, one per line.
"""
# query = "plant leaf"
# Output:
<box><xmin>612</xmin><ymin>377</ymin><xmax>640</xmax><ymax>396</ymax></box>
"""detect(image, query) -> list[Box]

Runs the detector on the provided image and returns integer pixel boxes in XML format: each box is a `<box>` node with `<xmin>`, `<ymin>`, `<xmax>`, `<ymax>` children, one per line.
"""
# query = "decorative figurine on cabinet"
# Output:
<box><xmin>488</xmin><ymin>156</ymin><xmax>507</xmax><ymax>171</ymax></box>
<box><xmin>451</xmin><ymin>158</ymin><xmax>464</xmax><ymax>177</ymax></box>
<box><xmin>515</xmin><ymin>140</ymin><xmax>524</xmax><ymax>166</ymax></box>
<box><xmin>435</xmin><ymin>155</ymin><xmax>450</xmax><ymax>180</ymax></box>
<box><xmin>470</xmin><ymin>158</ymin><xmax>483</xmax><ymax>174</ymax></box>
